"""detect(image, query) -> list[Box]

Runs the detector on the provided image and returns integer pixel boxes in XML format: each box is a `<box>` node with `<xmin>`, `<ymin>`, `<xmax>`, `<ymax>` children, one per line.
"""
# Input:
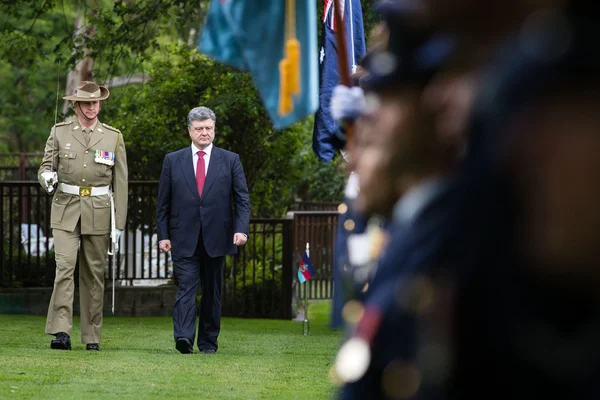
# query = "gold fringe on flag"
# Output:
<box><xmin>279</xmin><ymin>57</ymin><xmax>293</xmax><ymax>115</ymax></box>
<box><xmin>279</xmin><ymin>0</ymin><xmax>301</xmax><ymax>116</ymax></box>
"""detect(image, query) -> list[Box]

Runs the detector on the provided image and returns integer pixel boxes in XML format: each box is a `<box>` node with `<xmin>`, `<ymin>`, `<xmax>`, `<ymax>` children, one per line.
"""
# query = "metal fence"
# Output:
<box><xmin>287</xmin><ymin>211</ymin><xmax>339</xmax><ymax>300</ymax></box>
<box><xmin>0</xmin><ymin>153</ymin><xmax>43</xmax><ymax>182</ymax></box>
<box><xmin>291</xmin><ymin>200</ymin><xmax>339</xmax><ymax>211</ymax></box>
<box><xmin>0</xmin><ymin>181</ymin><xmax>337</xmax><ymax>318</ymax></box>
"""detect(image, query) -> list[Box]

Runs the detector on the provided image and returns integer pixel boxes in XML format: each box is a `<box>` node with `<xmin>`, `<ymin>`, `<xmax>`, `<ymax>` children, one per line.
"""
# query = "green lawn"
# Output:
<box><xmin>0</xmin><ymin>301</ymin><xmax>342</xmax><ymax>399</ymax></box>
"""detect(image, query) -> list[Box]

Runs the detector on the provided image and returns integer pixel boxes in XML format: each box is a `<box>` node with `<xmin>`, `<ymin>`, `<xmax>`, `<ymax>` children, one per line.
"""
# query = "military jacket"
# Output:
<box><xmin>38</xmin><ymin>119</ymin><xmax>128</xmax><ymax>235</ymax></box>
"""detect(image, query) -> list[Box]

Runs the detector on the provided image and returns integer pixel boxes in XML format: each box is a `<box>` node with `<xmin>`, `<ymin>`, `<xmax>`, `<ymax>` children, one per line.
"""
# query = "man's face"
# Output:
<box><xmin>188</xmin><ymin>119</ymin><xmax>215</xmax><ymax>149</ymax></box>
<box><xmin>422</xmin><ymin>70</ymin><xmax>476</xmax><ymax>153</ymax></box>
<box><xmin>353</xmin><ymin>88</ymin><xmax>422</xmax><ymax>217</ymax></box>
<box><xmin>75</xmin><ymin>101</ymin><xmax>101</xmax><ymax>121</ymax></box>
<box><xmin>507</xmin><ymin>92</ymin><xmax>600</xmax><ymax>275</ymax></box>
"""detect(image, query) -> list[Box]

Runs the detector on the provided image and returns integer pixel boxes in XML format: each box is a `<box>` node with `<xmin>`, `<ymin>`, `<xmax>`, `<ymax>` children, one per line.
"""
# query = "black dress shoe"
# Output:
<box><xmin>86</xmin><ymin>343</ymin><xmax>100</xmax><ymax>351</ymax></box>
<box><xmin>50</xmin><ymin>332</ymin><xmax>71</xmax><ymax>350</ymax></box>
<box><xmin>176</xmin><ymin>337</ymin><xmax>193</xmax><ymax>354</ymax></box>
<box><xmin>200</xmin><ymin>349</ymin><xmax>216</xmax><ymax>354</ymax></box>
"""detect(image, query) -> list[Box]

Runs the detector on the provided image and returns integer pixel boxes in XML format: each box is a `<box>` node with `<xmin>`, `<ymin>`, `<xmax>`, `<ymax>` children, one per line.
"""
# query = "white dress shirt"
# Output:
<box><xmin>191</xmin><ymin>142</ymin><xmax>213</xmax><ymax>177</ymax></box>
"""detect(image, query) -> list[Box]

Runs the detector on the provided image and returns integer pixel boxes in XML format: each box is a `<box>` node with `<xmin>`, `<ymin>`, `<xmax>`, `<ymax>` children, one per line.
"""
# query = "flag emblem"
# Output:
<box><xmin>298</xmin><ymin>251</ymin><xmax>315</xmax><ymax>283</ymax></box>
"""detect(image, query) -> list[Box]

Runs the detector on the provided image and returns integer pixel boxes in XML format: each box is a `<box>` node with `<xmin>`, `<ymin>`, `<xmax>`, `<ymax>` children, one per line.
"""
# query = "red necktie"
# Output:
<box><xmin>196</xmin><ymin>150</ymin><xmax>206</xmax><ymax>197</ymax></box>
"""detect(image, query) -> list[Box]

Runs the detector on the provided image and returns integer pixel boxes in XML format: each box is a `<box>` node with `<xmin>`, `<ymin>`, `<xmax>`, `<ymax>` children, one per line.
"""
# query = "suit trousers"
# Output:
<box><xmin>46</xmin><ymin>220</ymin><xmax>110</xmax><ymax>344</ymax></box>
<box><xmin>172</xmin><ymin>230</ymin><xmax>224</xmax><ymax>351</ymax></box>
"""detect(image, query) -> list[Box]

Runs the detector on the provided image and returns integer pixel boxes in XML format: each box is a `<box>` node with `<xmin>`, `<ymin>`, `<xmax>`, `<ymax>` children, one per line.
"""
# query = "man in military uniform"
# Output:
<box><xmin>38</xmin><ymin>81</ymin><xmax>128</xmax><ymax>351</ymax></box>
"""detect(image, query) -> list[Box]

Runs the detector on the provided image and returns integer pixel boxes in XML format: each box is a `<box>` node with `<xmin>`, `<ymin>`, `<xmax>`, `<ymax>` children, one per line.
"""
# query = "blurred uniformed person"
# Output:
<box><xmin>329</xmin><ymin>63</ymin><xmax>377</xmax><ymax>330</ymax></box>
<box><xmin>448</xmin><ymin>6</ymin><xmax>600</xmax><ymax>398</ymax></box>
<box><xmin>38</xmin><ymin>81</ymin><xmax>128</xmax><ymax>351</ymax></box>
<box><xmin>334</xmin><ymin>2</ymin><xmax>469</xmax><ymax>398</ymax></box>
<box><xmin>330</xmin><ymin>19</ymin><xmax>409</xmax><ymax>330</ymax></box>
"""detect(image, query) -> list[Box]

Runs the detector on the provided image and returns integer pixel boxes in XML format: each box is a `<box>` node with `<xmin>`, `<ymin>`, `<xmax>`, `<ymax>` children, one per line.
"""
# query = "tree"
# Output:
<box><xmin>0</xmin><ymin>0</ymin><xmax>352</xmax><ymax>208</ymax></box>
<box><xmin>0</xmin><ymin>0</ymin><xmax>206</xmax><ymax>152</ymax></box>
<box><xmin>106</xmin><ymin>45</ymin><xmax>325</xmax><ymax>217</ymax></box>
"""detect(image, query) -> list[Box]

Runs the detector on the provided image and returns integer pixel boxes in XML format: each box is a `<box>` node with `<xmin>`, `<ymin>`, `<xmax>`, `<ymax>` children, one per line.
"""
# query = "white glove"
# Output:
<box><xmin>330</xmin><ymin>85</ymin><xmax>366</xmax><ymax>122</ymax></box>
<box><xmin>41</xmin><ymin>171</ymin><xmax>58</xmax><ymax>193</ymax></box>
<box><xmin>344</xmin><ymin>172</ymin><xmax>359</xmax><ymax>200</ymax></box>
<box><xmin>114</xmin><ymin>229</ymin><xmax>123</xmax><ymax>243</ymax></box>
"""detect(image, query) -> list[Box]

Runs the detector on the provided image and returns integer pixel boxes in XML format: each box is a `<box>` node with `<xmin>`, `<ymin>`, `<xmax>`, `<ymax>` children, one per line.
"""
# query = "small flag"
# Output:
<box><xmin>198</xmin><ymin>0</ymin><xmax>319</xmax><ymax>130</ymax></box>
<box><xmin>298</xmin><ymin>252</ymin><xmax>315</xmax><ymax>283</ymax></box>
<box><xmin>312</xmin><ymin>0</ymin><xmax>366</xmax><ymax>162</ymax></box>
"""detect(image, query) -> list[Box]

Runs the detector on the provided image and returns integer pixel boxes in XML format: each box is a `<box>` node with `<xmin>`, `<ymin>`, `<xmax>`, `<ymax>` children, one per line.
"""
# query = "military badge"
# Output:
<box><xmin>94</xmin><ymin>149</ymin><xmax>115</xmax><ymax>166</ymax></box>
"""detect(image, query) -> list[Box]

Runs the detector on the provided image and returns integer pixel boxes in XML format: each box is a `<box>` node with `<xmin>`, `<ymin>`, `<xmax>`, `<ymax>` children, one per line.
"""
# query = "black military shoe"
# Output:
<box><xmin>86</xmin><ymin>343</ymin><xmax>100</xmax><ymax>351</ymax></box>
<box><xmin>200</xmin><ymin>349</ymin><xmax>216</xmax><ymax>354</ymax></box>
<box><xmin>50</xmin><ymin>332</ymin><xmax>71</xmax><ymax>350</ymax></box>
<box><xmin>176</xmin><ymin>337</ymin><xmax>193</xmax><ymax>354</ymax></box>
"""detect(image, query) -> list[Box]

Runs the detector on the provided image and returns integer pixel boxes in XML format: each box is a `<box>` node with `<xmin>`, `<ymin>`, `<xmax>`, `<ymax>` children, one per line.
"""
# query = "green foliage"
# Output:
<box><xmin>227</xmin><ymin>260</ymin><xmax>283</xmax><ymax>318</ymax></box>
<box><xmin>0</xmin><ymin>0</ymin><xmax>208</xmax><ymax>152</ymax></box>
<box><xmin>222</xmin><ymin>223</ymin><xmax>285</xmax><ymax>317</ymax></box>
<box><xmin>107</xmin><ymin>45</ymin><xmax>339</xmax><ymax>216</ymax></box>
<box><xmin>361</xmin><ymin>0</ymin><xmax>381</xmax><ymax>39</ymax></box>
<box><xmin>0</xmin><ymin>4</ymin><xmax>72</xmax><ymax>152</ymax></box>
<box><xmin>0</xmin><ymin>0</ymin><xmax>351</xmax><ymax>211</ymax></box>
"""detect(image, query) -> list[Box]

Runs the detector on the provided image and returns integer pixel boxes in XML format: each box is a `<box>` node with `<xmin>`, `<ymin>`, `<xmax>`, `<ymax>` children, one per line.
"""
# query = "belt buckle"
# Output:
<box><xmin>79</xmin><ymin>186</ymin><xmax>92</xmax><ymax>197</ymax></box>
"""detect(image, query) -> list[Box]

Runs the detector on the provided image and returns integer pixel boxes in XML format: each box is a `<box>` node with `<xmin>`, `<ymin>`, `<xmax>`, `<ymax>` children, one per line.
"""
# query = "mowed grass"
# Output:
<box><xmin>0</xmin><ymin>301</ymin><xmax>342</xmax><ymax>399</ymax></box>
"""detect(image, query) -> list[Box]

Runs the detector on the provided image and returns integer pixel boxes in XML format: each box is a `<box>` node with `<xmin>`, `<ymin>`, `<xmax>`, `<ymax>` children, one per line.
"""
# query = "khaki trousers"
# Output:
<box><xmin>45</xmin><ymin>220</ymin><xmax>110</xmax><ymax>344</ymax></box>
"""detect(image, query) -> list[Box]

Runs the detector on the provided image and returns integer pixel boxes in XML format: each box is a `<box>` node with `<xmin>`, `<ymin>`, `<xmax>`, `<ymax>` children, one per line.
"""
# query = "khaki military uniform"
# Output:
<box><xmin>38</xmin><ymin>119</ymin><xmax>127</xmax><ymax>344</ymax></box>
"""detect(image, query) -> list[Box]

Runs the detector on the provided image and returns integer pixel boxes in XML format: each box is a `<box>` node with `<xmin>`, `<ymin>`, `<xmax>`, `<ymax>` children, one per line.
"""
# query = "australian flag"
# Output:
<box><xmin>312</xmin><ymin>0</ymin><xmax>367</xmax><ymax>162</ymax></box>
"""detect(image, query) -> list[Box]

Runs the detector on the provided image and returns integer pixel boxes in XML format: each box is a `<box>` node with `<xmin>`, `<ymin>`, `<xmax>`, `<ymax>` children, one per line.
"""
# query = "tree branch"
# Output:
<box><xmin>104</xmin><ymin>73</ymin><xmax>151</xmax><ymax>88</ymax></box>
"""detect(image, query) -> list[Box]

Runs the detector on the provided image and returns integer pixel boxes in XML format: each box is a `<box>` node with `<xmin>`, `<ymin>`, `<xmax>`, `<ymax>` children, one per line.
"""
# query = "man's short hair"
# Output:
<box><xmin>188</xmin><ymin>106</ymin><xmax>216</xmax><ymax>127</ymax></box>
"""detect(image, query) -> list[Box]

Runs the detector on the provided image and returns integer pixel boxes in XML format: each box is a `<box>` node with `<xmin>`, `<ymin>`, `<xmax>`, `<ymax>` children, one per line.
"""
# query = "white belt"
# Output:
<box><xmin>58</xmin><ymin>182</ymin><xmax>110</xmax><ymax>197</ymax></box>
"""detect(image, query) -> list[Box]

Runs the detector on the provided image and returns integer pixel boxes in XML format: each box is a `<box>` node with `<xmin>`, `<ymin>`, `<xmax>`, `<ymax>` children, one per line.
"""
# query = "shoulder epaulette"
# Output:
<box><xmin>54</xmin><ymin>120</ymin><xmax>73</xmax><ymax>127</ymax></box>
<box><xmin>102</xmin><ymin>122</ymin><xmax>121</xmax><ymax>133</ymax></box>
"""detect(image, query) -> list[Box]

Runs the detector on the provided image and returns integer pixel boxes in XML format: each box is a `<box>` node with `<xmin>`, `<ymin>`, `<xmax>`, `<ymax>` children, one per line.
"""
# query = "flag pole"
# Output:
<box><xmin>303</xmin><ymin>242</ymin><xmax>310</xmax><ymax>335</ymax></box>
<box><xmin>333</xmin><ymin>0</ymin><xmax>351</xmax><ymax>87</ymax></box>
<box><xmin>333</xmin><ymin>0</ymin><xmax>356</xmax><ymax>158</ymax></box>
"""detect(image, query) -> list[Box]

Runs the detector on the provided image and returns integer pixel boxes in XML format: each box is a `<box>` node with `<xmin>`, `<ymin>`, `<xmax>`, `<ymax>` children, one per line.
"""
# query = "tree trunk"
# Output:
<box><xmin>63</xmin><ymin>0</ymin><xmax>97</xmax><ymax>114</ymax></box>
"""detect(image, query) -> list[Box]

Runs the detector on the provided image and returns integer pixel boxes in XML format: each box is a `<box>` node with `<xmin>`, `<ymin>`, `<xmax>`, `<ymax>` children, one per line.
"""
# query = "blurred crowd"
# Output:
<box><xmin>330</xmin><ymin>0</ymin><xmax>600</xmax><ymax>398</ymax></box>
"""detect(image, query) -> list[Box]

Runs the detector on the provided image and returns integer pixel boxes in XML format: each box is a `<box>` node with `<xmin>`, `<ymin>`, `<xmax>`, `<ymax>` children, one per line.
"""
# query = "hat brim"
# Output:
<box><xmin>62</xmin><ymin>86</ymin><xmax>110</xmax><ymax>102</ymax></box>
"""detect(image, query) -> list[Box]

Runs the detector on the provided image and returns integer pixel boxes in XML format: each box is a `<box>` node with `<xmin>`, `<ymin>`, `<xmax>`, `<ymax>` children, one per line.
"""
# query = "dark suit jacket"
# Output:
<box><xmin>156</xmin><ymin>145</ymin><xmax>250</xmax><ymax>258</ymax></box>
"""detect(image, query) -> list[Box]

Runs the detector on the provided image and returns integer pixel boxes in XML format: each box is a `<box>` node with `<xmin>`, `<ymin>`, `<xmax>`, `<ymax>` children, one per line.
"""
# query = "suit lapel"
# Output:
<box><xmin>201</xmin><ymin>147</ymin><xmax>223</xmax><ymax>199</ymax></box>
<box><xmin>179</xmin><ymin>149</ymin><xmax>200</xmax><ymax>200</ymax></box>
<box><xmin>70</xmin><ymin>122</ymin><xmax>87</xmax><ymax>148</ymax></box>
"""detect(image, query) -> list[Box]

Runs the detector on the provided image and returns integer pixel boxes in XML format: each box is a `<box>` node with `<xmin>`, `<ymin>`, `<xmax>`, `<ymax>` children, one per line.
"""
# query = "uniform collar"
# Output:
<box><xmin>78</xmin><ymin>119</ymin><xmax>98</xmax><ymax>132</ymax></box>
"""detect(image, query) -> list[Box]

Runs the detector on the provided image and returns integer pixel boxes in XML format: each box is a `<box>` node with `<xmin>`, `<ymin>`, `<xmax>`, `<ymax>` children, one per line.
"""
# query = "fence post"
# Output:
<box><xmin>281</xmin><ymin>217</ymin><xmax>294</xmax><ymax>319</ymax></box>
<box><xmin>20</xmin><ymin>154</ymin><xmax>30</xmax><ymax>223</ymax></box>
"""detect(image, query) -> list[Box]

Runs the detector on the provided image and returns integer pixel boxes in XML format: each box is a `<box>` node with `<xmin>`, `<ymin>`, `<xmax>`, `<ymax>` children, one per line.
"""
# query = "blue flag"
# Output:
<box><xmin>312</xmin><ymin>0</ymin><xmax>367</xmax><ymax>162</ymax></box>
<box><xmin>198</xmin><ymin>0</ymin><xmax>319</xmax><ymax>130</ymax></box>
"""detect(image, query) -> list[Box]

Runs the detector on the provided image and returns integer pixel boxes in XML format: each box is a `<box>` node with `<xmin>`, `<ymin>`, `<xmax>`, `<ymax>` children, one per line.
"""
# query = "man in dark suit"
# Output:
<box><xmin>156</xmin><ymin>106</ymin><xmax>250</xmax><ymax>354</ymax></box>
